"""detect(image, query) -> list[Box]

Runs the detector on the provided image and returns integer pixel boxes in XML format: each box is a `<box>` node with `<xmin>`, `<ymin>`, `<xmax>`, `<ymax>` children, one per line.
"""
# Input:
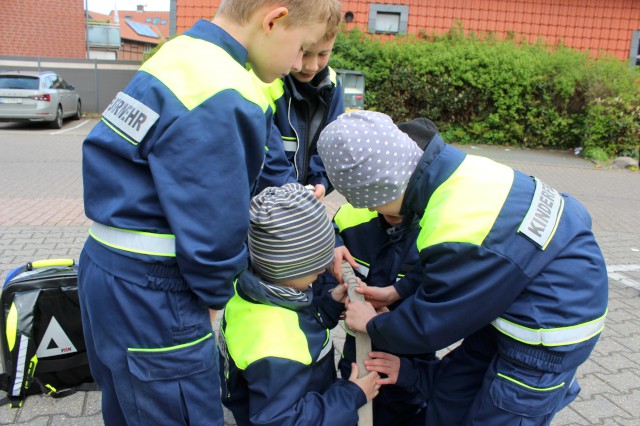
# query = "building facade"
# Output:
<box><xmin>1</xmin><ymin>0</ymin><xmax>87</xmax><ymax>58</ymax></box>
<box><xmin>174</xmin><ymin>0</ymin><xmax>640</xmax><ymax>64</ymax></box>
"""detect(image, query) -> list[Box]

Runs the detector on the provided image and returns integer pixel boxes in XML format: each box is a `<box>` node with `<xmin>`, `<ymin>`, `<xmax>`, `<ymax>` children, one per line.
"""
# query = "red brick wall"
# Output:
<box><xmin>118</xmin><ymin>41</ymin><xmax>148</xmax><ymax>62</ymax></box>
<box><xmin>0</xmin><ymin>0</ymin><xmax>87</xmax><ymax>58</ymax></box>
<box><xmin>176</xmin><ymin>0</ymin><xmax>639</xmax><ymax>61</ymax></box>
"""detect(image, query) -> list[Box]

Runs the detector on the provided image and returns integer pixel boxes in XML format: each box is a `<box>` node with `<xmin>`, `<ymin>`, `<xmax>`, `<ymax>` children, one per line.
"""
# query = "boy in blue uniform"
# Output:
<box><xmin>322</xmin><ymin>118</ymin><xmax>439</xmax><ymax>426</ymax></box>
<box><xmin>78</xmin><ymin>1</ymin><xmax>339</xmax><ymax>424</ymax></box>
<box><xmin>255</xmin><ymin>5</ymin><xmax>344</xmax><ymax>199</ymax></box>
<box><xmin>318</xmin><ymin>111</ymin><xmax>608</xmax><ymax>426</ymax></box>
<box><xmin>218</xmin><ymin>183</ymin><xmax>380</xmax><ymax>426</ymax></box>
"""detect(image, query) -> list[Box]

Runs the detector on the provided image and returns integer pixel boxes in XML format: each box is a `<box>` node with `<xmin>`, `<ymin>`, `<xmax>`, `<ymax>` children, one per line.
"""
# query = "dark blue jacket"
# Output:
<box><xmin>367</xmin><ymin>136</ymin><xmax>608</xmax><ymax>369</ymax></box>
<box><xmin>329</xmin><ymin>204</ymin><xmax>423</xmax><ymax>300</ymax></box>
<box><xmin>255</xmin><ymin>66</ymin><xmax>344</xmax><ymax>193</ymax></box>
<box><xmin>219</xmin><ymin>272</ymin><xmax>365</xmax><ymax>426</ymax></box>
<box><xmin>82</xmin><ymin>20</ymin><xmax>271</xmax><ymax>309</ymax></box>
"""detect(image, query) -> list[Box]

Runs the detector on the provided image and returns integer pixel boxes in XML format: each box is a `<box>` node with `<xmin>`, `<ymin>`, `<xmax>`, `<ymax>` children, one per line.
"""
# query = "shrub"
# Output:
<box><xmin>330</xmin><ymin>25</ymin><xmax>640</xmax><ymax>160</ymax></box>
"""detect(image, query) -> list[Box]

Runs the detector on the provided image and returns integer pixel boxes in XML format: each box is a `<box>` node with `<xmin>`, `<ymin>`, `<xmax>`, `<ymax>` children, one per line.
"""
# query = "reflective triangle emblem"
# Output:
<box><xmin>36</xmin><ymin>317</ymin><xmax>77</xmax><ymax>358</ymax></box>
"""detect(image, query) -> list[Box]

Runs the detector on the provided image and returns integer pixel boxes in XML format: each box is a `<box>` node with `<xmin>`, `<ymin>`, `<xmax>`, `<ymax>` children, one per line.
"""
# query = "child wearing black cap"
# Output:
<box><xmin>316</xmin><ymin>117</ymin><xmax>439</xmax><ymax>426</ymax></box>
<box><xmin>318</xmin><ymin>111</ymin><xmax>608</xmax><ymax>426</ymax></box>
<box><xmin>217</xmin><ymin>182</ymin><xmax>380</xmax><ymax>426</ymax></box>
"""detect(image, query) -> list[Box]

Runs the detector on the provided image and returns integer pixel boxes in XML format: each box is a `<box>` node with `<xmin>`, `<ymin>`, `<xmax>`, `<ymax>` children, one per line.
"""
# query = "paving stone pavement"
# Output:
<box><xmin>0</xmin><ymin>120</ymin><xmax>638</xmax><ymax>425</ymax></box>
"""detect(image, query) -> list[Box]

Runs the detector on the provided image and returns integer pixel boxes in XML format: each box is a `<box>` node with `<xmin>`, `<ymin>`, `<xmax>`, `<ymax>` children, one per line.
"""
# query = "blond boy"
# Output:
<box><xmin>79</xmin><ymin>1</ymin><xmax>339</xmax><ymax>424</ymax></box>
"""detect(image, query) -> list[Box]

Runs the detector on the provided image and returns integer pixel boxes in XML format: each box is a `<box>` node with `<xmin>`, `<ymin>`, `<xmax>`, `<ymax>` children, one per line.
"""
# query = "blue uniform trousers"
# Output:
<box><xmin>427</xmin><ymin>326</ymin><xmax>584</xmax><ymax>426</ymax></box>
<box><xmin>78</xmin><ymin>237</ymin><xmax>224</xmax><ymax>426</ymax></box>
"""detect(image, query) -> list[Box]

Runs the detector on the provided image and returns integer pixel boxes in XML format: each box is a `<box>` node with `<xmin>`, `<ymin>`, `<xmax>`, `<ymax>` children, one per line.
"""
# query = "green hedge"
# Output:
<box><xmin>330</xmin><ymin>26</ymin><xmax>640</xmax><ymax>160</ymax></box>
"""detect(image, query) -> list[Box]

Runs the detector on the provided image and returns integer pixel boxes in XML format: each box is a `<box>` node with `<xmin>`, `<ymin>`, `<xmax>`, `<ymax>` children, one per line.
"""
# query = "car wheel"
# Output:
<box><xmin>50</xmin><ymin>105</ymin><xmax>63</xmax><ymax>129</ymax></box>
<box><xmin>72</xmin><ymin>100</ymin><xmax>82</xmax><ymax>120</ymax></box>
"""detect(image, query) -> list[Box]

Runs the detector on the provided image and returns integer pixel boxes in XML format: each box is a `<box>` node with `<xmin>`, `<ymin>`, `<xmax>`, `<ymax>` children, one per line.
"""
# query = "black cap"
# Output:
<box><xmin>397</xmin><ymin>118</ymin><xmax>439</xmax><ymax>151</ymax></box>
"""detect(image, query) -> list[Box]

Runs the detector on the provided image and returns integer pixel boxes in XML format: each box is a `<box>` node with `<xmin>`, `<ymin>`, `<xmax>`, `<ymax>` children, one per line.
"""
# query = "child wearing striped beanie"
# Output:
<box><xmin>248</xmin><ymin>182</ymin><xmax>336</xmax><ymax>289</ymax></box>
<box><xmin>218</xmin><ymin>182</ymin><xmax>380</xmax><ymax>426</ymax></box>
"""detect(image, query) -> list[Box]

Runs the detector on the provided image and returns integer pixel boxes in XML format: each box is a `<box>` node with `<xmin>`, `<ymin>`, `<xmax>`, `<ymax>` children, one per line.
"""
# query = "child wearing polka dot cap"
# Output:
<box><xmin>317</xmin><ymin>110</ymin><xmax>608</xmax><ymax>426</ymax></box>
<box><xmin>317</xmin><ymin>111</ymin><xmax>423</xmax><ymax>209</ymax></box>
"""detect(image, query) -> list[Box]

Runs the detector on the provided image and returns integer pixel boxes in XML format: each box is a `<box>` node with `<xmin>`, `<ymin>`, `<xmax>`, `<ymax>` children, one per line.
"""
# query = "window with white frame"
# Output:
<box><xmin>368</xmin><ymin>4</ymin><xmax>409</xmax><ymax>35</ymax></box>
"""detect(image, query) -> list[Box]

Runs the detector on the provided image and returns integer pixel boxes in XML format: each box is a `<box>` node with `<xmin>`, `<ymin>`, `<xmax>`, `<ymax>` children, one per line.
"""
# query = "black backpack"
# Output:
<box><xmin>0</xmin><ymin>259</ymin><xmax>96</xmax><ymax>407</ymax></box>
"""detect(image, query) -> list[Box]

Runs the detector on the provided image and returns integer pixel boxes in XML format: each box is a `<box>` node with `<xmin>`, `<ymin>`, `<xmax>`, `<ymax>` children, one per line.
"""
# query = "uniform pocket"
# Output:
<box><xmin>490</xmin><ymin>362</ymin><xmax>567</xmax><ymax>417</ymax></box>
<box><xmin>126</xmin><ymin>334</ymin><xmax>219</xmax><ymax>424</ymax></box>
<box><xmin>127</xmin><ymin>333</ymin><xmax>214</xmax><ymax>381</ymax></box>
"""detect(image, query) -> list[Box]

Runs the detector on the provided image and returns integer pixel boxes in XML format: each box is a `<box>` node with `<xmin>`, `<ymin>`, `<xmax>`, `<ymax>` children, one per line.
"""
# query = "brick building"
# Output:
<box><xmin>0</xmin><ymin>0</ymin><xmax>87</xmax><ymax>58</ymax></box>
<box><xmin>88</xmin><ymin>7</ymin><xmax>167</xmax><ymax>61</ymax></box>
<box><xmin>175</xmin><ymin>0</ymin><xmax>640</xmax><ymax>63</ymax></box>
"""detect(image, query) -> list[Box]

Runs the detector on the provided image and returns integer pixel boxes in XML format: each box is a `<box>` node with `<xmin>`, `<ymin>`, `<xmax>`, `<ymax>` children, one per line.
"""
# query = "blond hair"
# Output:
<box><xmin>324</xmin><ymin>0</ymin><xmax>342</xmax><ymax>40</ymax></box>
<box><xmin>218</xmin><ymin>0</ymin><xmax>341</xmax><ymax>28</ymax></box>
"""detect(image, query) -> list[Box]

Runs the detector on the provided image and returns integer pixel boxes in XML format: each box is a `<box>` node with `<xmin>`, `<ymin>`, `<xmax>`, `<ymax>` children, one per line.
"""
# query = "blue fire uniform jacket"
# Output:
<box><xmin>218</xmin><ymin>272</ymin><xmax>366</xmax><ymax>426</ymax></box>
<box><xmin>255</xmin><ymin>66</ymin><xmax>344</xmax><ymax>193</ymax></box>
<box><xmin>320</xmin><ymin>204</ymin><xmax>431</xmax><ymax>426</ymax></box>
<box><xmin>82</xmin><ymin>20</ymin><xmax>270</xmax><ymax>308</ymax></box>
<box><xmin>79</xmin><ymin>20</ymin><xmax>272</xmax><ymax>425</ymax></box>
<box><xmin>366</xmin><ymin>136</ymin><xmax>608</xmax><ymax>425</ymax></box>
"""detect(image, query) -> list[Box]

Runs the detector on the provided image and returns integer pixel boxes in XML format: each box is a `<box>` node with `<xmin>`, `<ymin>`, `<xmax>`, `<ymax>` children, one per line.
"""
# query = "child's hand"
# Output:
<box><xmin>330</xmin><ymin>282</ymin><xmax>348</xmax><ymax>303</ymax></box>
<box><xmin>332</xmin><ymin>247</ymin><xmax>359</xmax><ymax>283</ymax></box>
<box><xmin>312</xmin><ymin>184</ymin><xmax>326</xmax><ymax>201</ymax></box>
<box><xmin>356</xmin><ymin>285</ymin><xmax>401</xmax><ymax>310</ymax></box>
<box><xmin>364</xmin><ymin>352</ymin><xmax>401</xmax><ymax>385</ymax></box>
<box><xmin>349</xmin><ymin>363</ymin><xmax>380</xmax><ymax>402</ymax></box>
<box><xmin>345</xmin><ymin>300</ymin><xmax>377</xmax><ymax>333</ymax></box>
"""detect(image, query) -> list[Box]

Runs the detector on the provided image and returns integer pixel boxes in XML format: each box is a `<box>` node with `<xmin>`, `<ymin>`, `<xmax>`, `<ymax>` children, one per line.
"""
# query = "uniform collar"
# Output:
<box><xmin>237</xmin><ymin>268</ymin><xmax>313</xmax><ymax>311</ymax></box>
<box><xmin>400</xmin><ymin>136</ymin><xmax>464</xmax><ymax>219</ymax></box>
<box><xmin>184</xmin><ymin>20</ymin><xmax>248</xmax><ymax>67</ymax></box>
<box><xmin>285</xmin><ymin>66</ymin><xmax>333</xmax><ymax>101</ymax></box>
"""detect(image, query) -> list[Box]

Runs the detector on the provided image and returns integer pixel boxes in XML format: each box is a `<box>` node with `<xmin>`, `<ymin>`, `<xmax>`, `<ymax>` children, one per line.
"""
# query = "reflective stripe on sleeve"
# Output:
<box><xmin>491</xmin><ymin>310</ymin><xmax>606</xmax><ymax>347</ymax></box>
<box><xmin>89</xmin><ymin>222</ymin><xmax>176</xmax><ymax>257</ymax></box>
<box><xmin>283</xmin><ymin>138</ymin><xmax>297</xmax><ymax>152</ymax></box>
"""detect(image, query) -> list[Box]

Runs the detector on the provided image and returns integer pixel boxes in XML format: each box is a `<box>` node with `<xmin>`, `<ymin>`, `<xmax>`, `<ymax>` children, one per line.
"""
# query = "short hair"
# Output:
<box><xmin>218</xmin><ymin>0</ymin><xmax>340</xmax><ymax>28</ymax></box>
<box><xmin>323</xmin><ymin>0</ymin><xmax>342</xmax><ymax>40</ymax></box>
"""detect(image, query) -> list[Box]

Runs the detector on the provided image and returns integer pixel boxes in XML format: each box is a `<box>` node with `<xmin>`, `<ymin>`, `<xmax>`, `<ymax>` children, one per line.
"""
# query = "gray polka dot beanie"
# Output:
<box><xmin>248</xmin><ymin>183</ymin><xmax>335</xmax><ymax>283</ymax></box>
<box><xmin>318</xmin><ymin>111</ymin><xmax>424</xmax><ymax>209</ymax></box>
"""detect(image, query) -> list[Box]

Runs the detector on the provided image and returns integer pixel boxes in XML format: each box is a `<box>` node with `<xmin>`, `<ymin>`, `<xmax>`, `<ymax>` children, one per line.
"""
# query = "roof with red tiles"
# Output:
<box><xmin>117</xmin><ymin>9</ymin><xmax>170</xmax><ymax>39</ymax></box>
<box><xmin>88</xmin><ymin>10</ymin><xmax>165</xmax><ymax>44</ymax></box>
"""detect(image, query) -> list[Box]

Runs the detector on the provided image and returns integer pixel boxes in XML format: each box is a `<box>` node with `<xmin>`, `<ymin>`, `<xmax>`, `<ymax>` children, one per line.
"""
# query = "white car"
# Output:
<box><xmin>0</xmin><ymin>71</ymin><xmax>82</xmax><ymax>129</ymax></box>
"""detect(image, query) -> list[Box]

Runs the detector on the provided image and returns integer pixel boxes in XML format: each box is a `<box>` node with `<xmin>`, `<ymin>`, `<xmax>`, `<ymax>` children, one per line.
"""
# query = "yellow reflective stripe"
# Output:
<box><xmin>328</xmin><ymin>67</ymin><xmax>337</xmax><ymax>85</ymax></box>
<box><xmin>316</xmin><ymin>329</ymin><xmax>332</xmax><ymax>362</ymax></box>
<box><xmin>102</xmin><ymin>118</ymin><xmax>138</xmax><ymax>145</ymax></box>
<box><xmin>6</xmin><ymin>302</ymin><xmax>17</xmax><ymax>351</ymax></box>
<box><xmin>24</xmin><ymin>355</ymin><xmax>38</xmax><ymax>390</ymax></box>
<box><xmin>224</xmin><ymin>293</ymin><xmax>311</xmax><ymax>370</ymax></box>
<box><xmin>334</xmin><ymin>204</ymin><xmax>378</xmax><ymax>232</ymax></box>
<box><xmin>491</xmin><ymin>310</ymin><xmax>607</xmax><ymax>347</ymax></box>
<box><xmin>30</xmin><ymin>259</ymin><xmax>74</xmax><ymax>269</ymax></box>
<box><xmin>253</xmin><ymin>72</ymin><xmax>284</xmax><ymax>112</ymax></box>
<box><xmin>141</xmin><ymin>36</ymin><xmax>270</xmax><ymax>112</ymax></box>
<box><xmin>417</xmin><ymin>156</ymin><xmax>513</xmax><ymax>250</ymax></box>
<box><xmin>89</xmin><ymin>222</ymin><xmax>176</xmax><ymax>257</ymax></box>
<box><xmin>128</xmin><ymin>333</ymin><xmax>212</xmax><ymax>352</ymax></box>
<box><xmin>497</xmin><ymin>373</ymin><xmax>565</xmax><ymax>392</ymax></box>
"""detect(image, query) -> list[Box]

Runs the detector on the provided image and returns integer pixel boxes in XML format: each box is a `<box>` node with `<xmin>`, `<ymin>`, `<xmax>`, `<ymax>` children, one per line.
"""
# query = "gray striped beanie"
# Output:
<box><xmin>248</xmin><ymin>183</ymin><xmax>335</xmax><ymax>283</ymax></box>
<box><xmin>318</xmin><ymin>111</ymin><xmax>423</xmax><ymax>209</ymax></box>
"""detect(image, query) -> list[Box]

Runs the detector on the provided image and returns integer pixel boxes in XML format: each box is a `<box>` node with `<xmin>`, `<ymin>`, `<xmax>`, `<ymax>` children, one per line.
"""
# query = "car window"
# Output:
<box><xmin>51</xmin><ymin>77</ymin><xmax>64</xmax><ymax>89</ymax></box>
<box><xmin>44</xmin><ymin>76</ymin><xmax>56</xmax><ymax>89</ymax></box>
<box><xmin>0</xmin><ymin>76</ymin><xmax>39</xmax><ymax>90</ymax></box>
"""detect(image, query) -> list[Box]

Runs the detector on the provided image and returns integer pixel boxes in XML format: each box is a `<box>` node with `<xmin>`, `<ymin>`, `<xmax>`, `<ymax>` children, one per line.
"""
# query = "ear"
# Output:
<box><xmin>262</xmin><ymin>6</ymin><xmax>288</xmax><ymax>33</ymax></box>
